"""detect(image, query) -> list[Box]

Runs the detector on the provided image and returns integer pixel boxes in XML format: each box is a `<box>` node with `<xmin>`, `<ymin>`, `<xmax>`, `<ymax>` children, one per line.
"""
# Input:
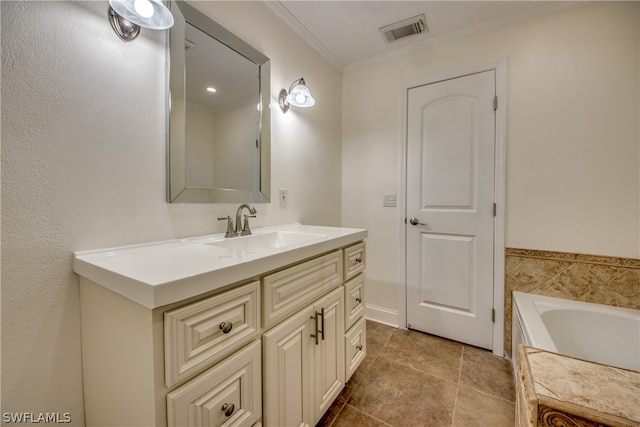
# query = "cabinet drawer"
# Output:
<box><xmin>263</xmin><ymin>250</ymin><xmax>342</xmax><ymax>329</ymax></box>
<box><xmin>344</xmin><ymin>317</ymin><xmax>366</xmax><ymax>381</ymax></box>
<box><xmin>343</xmin><ymin>242</ymin><xmax>365</xmax><ymax>281</ymax></box>
<box><xmin>167</xmin><ymin>340</ymin><xmax>262</xmax><ymax>427</ymax></box>
<box><xmin>165</xmin><ymin>281</ymin><xmax>260</xmax><ymax>387</ymax></box>
<box><xmin>344</xmin><ymin>274</ymin><xmax>365</xmax><ymax>331</ymax></box>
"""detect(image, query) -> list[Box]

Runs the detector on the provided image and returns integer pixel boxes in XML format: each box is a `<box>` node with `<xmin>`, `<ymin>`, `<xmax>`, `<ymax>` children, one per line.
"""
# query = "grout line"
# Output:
<box><xmin>457</xmin><ymin>383</ymin><xmax>517</xmax><ymax>404</ymax></box>
<box><xmin>343</xmin><ymin>403</ymin><xmax>395</xmax><ymax>427</ymax></box>
<box><xmin>324</xmin><ymin>399</ymin><xmax>347</xmax><ymax>427</ymax></box>
<box><xmin>450</xmin><ymin>345</ymin><xmax>465</xmax><ymax>426</ymax></box>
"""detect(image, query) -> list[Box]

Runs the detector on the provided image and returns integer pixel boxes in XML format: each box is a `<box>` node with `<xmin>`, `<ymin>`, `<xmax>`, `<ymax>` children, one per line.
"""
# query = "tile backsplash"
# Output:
<box><xmin>504</xmin><ymin>248</ymin><xmax>640</xmax><ymax>357</ymax></box>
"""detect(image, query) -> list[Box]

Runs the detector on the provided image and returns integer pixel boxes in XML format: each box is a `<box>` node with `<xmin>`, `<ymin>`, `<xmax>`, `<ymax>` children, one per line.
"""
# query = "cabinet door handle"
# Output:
<box><xmin>356</xmin><ymin>344</ymin><xmax>363</xmax><ymax>351</ymax></box>
<box><xmin>221</xmin><ymin>403</ymin><xmax>235</xmax><ymax>417</ymax></box>
<box><xmin>355</xmin><ymin>297</ymin><xmax>362</xmax><ymax>303</ymax></box>
<box><xmin>310</xmin><ymin>312</ymin><xmax>319</xmax><ymax>345</ymax></box>
<box><xmin>219</xmin><ymin>322</ymin><xmax>233</xmax><ymax>334</ymax></box>
<box><xmin>310</xmin><ymin>308</ymin><xmax>325</xmax><ymax>345</ymax></box>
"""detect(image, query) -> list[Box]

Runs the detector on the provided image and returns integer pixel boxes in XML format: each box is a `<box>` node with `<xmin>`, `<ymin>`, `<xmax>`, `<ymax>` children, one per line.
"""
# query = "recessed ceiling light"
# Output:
<box><xmin>206</xmin><ymin>87</ymin><xmax>217</xmax><ymax>93</ymax></box>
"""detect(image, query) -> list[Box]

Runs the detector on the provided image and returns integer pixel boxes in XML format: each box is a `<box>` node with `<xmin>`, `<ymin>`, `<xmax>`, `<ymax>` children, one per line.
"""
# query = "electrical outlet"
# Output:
<box><xmin>279</xmin><ymin>189</ymin><xmax>288</xmax><ymax>208</ymax></box>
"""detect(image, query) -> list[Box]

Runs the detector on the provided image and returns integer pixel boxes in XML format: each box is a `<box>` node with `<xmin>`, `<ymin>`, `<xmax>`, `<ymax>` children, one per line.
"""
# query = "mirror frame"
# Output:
<box><xmin>167</xmin><ymin>0</ymin><xmax>271</xmax><ymax>203</ymax></box>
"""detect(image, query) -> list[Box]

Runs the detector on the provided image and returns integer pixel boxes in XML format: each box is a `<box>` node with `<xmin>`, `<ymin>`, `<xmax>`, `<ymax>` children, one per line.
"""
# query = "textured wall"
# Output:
<box><xmin>1</xmin><ymin>1</ymin><xmax>342</xmax><ymax>422</ymax></box>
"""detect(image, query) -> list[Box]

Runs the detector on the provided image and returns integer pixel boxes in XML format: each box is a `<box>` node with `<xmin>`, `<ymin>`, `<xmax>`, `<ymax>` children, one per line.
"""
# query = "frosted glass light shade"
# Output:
<box><xmin>109</xmin><ymin>0</ymin><xmax>174</xmax><ymax>30</ymax></box>
<box><xmin>286</xmin><ymin>84</ymin><xmax>315</xmax><ymax>108</ymax></box>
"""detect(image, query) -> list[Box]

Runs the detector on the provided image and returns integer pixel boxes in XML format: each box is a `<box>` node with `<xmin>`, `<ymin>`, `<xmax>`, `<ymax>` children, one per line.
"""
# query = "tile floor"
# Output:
<box><xmin>318</xmin><ymin>321</ymin><xmax>516</xmax><ymax>427</ymax></box>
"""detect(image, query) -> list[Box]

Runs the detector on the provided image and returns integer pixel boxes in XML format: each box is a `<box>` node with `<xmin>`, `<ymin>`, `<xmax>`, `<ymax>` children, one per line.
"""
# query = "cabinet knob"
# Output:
<box><xmin>221</xmin><ymin>403</ymin><xmax>235</xmax><ymax>417</ymax></box>
<box><xmin>356</xmin><ymin>344</ymin><xmax>363</xmax><ymax>351</ymax></box>
<box><xmin>219</xmin><ymin>322</ymin><xmax>233</xmax><ymax>334</ymax></box>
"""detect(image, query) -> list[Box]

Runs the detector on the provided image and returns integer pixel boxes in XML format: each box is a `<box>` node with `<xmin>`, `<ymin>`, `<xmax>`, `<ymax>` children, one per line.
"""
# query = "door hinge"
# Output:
<box><xmin>493</xmin><ymin>95</ymin><xmax>498</xmax><ymax>111</ymax></box>
<box><xmin>493</xmin><ymin>203</ymin><xmax>497</xmax><ymax>217</ymax></box>
<box><xmin>492</xmin><ymin>308</ymin><xmax>496</xmax><ymax>322</ymax></box>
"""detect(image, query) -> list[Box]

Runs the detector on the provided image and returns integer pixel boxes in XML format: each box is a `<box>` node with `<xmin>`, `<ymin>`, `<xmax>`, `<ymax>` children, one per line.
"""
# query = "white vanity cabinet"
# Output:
<box><xmin>262</xmin><ymin>244</ymin><xmax>367</xmax><ymax>427</ymax></box>
<box><xmin>263</xmin><ymin>286</ymin><xmax>344</xmax><ymax>427</ymax></box>
<box><xmin>79</xmin><ymin>278</ymin><xmax>263</xmax><ymax>427</ymax></box>
<box><xmin>75</xmin><ymin>224</ymin><xmax>367</xmax><ymax>427</ymax></box>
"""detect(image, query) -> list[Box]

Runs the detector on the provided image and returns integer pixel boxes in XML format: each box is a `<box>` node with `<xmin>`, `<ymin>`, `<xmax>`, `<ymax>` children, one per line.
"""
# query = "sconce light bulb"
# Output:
<box><xmin>134</xmin><ymin>0</ymin><xmax>154</xmax><ymax>18</ymax></box>
<box><xmin>295</xmin><ymin>93</ymin><xmax>306</xmax><ymax>104</ymax></box>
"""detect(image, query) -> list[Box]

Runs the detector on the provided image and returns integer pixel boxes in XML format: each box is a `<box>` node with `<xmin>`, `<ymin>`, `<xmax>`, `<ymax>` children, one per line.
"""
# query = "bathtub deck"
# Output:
<box><xmin>516</xmin><ymin>346</ymin><xmax>640</xmax><ymax>427</ymax></box>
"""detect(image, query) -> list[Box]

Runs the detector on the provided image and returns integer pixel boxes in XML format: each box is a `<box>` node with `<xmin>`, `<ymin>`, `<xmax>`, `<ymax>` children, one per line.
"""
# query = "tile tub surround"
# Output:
<box><xmin>517</xmin><ymin>346</ymin><xmax>640</xmax><ymax>426</ymax></box>
<box><xmin>319</xmin><ymin>321</ymin><xmax>516</xmax><ymax>427</ymax></box>
<box><xmin>505</xmin><ymin>248</ymin><xmax>640</xmax><ymax>357</ymax></box>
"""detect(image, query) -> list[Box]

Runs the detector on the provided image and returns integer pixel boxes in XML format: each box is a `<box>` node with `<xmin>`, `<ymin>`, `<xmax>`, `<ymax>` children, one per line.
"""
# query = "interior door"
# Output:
<box><xmin>406</xmin><ymin>70</ymin><xmax>496</xmax><ymax>350</ymax></box>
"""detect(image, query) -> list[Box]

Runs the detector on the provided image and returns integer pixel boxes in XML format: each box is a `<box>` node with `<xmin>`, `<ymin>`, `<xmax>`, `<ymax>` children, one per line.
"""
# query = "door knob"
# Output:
<box><xmin>408</xmin><ymin>217</ymin><xmax>427</xmax><ymax>226</ymax></box>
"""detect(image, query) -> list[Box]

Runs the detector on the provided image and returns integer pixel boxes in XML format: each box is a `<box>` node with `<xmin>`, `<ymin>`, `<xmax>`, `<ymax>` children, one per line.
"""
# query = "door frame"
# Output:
<box><xmin>398</xmin><ymin>59</ymin><xmax>507</xmax><ymax>357</ymax></box>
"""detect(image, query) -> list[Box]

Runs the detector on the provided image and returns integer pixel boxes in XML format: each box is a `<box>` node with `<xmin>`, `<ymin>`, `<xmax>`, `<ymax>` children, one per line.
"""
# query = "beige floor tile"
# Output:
<box><xmin>329</xmin><ymin>322</ymin><xmax>515</xmax><ymax>427</ymax></box>
<box><xmin>453</xmin><ymin>385</ymin><xmax>515</xmax><ymax>427</ymax></box>
<box><xmin>459</xmin><ymin>345</ymin><xmax>515</xmax><ymax>402</ymax></box>
<box><xmin>348</xmin><ymin>357</ymin><xmax>457</xmax><ymax>427</ymax></box>
<box><xmin>379</xmin><ymin>328</ymin><xmax>463</xmax><ymax>382</ymax></box>
<box><xmin>330</xmin><ymin>404</ymin><xmax>392</xmax><ymax>427</ymax></box>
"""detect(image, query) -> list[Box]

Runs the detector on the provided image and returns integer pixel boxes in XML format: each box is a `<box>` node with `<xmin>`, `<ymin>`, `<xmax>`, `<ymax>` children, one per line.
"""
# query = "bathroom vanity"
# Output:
<box><xmin>73</xmin><ymin>224</ymin><xmax>367</xmax><ymax>427</ymax></box>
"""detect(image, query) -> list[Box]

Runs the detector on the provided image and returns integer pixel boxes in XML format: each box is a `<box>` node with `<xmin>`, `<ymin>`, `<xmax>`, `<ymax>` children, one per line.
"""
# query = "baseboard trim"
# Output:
<box><xmin>365</xmin><ymin>304</ymin><xmax>399</xmax><ymax>328</ymax></box>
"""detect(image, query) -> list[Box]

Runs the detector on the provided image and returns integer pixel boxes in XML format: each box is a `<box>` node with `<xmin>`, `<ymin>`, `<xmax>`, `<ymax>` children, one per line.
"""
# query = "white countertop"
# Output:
<box><xmin>73</xmin><ymin>223</ymin><xmax>367</xmax><ymax>309</ymax></box>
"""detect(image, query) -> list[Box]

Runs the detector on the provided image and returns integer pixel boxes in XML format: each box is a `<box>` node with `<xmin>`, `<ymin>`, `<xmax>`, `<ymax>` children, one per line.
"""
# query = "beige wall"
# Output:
<box><xmin>1</xmin><ymin>1</ymin><xmax>341</xmax><ymax>422</ymax></box>
<box><xmin>342</xmin><ymin>2</ymin><xmax>640</xmax><ymax>322</ymax></box>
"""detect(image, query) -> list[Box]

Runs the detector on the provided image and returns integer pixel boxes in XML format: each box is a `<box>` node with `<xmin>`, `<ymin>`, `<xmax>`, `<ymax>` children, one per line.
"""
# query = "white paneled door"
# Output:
<box><xmin>406</xmin><ymin>70</ymin><xmax>496</xmax><ymax>350</ymax></box>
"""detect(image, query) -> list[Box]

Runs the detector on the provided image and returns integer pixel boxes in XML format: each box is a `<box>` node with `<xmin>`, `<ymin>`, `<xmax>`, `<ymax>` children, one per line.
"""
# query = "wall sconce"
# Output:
<box><xmin>108</xmin><ymin>0</ymin><xmax>174</xmax><ymax>42</ymax></box>
<box><xmin>278</xmin><ymin>78</ymin><xmax>315</xmax><ymax>113</ymax></box>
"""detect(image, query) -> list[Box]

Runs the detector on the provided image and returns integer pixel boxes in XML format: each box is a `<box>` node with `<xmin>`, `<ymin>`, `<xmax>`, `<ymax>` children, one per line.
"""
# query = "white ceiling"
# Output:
<box><xmin>264</xmin><ymin>1</ymin><xmax>585</xmax><ymax>70</ymax></box>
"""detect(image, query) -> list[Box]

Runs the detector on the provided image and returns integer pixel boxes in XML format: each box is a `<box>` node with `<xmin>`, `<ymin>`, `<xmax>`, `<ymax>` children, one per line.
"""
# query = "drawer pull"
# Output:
<box><xmin>352</xmin><ymin>257</ymin><xmax>362</xmax><ymax>265</ymax></box>
<box><xmin>221</xmin><ymin>403</ymin><xmax>235</xmax><ymax>417</ymax></box>
<box><xmin>310</xmin><ymin>312</ymin><xmax>319</xmax><ymax>345</ymax></box>
<box><xmin>219</xmin><ymin>322</ymin><xmax>233</xmax><ymax>334</ymax></box>
<box><xmin>310</xmin><ymin>307</ymin><xmax>325</xmax><ymax>345</ymax></box>
<box><xmin>319</xmin><ymin>307</ymin><xmax>325</xmax><ymax>341</ymax></box>
<box><xmin>356</xmin><ymin>344</ymin><xmax>363</xmax><ymax>351</ymax></box>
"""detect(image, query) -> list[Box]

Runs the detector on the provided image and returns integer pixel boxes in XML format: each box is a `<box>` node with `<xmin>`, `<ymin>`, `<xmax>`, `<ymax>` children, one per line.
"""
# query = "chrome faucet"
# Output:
<box><xmin>235</xmin><ymin>203</ymin><xmax>257</xmax><ymax>236</ymax></box>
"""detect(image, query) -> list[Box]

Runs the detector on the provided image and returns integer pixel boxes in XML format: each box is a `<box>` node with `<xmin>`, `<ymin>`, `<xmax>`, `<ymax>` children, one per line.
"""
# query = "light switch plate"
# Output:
<box><xmin>383</xmin><ymin>193</ymin><xmax>396</xmax><ymax>207</ymax></box>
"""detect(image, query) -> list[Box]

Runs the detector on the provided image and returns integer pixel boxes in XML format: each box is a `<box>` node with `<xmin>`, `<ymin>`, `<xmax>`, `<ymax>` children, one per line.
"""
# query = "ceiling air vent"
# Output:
<box><xmin>379</xmin><ymin>14</ymin><xmax>427</xmax><ymax>43</ymax></box>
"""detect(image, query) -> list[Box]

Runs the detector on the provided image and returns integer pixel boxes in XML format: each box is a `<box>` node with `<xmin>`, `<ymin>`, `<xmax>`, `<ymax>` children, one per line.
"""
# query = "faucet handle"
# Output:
<box><xmin>217</xmin><ymin>216</ymin><xmax>236</xmax><ymax>238</ymax></box>
<box><xmin>240</xmin><ymin>214</ymin><xmax>256</xmax><ymax>236</ymax></box>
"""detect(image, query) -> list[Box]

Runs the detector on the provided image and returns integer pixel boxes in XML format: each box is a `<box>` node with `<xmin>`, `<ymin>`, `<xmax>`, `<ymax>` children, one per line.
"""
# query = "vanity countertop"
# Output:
<box><xmin>518</xmin><ymin>346</ymin><xmax>640</xmax><ymax>426</ymax></box>
<box><xmin>73</xmin><ymin>223</ymin><xmax>367</xmax><ymax>309</ymax></box>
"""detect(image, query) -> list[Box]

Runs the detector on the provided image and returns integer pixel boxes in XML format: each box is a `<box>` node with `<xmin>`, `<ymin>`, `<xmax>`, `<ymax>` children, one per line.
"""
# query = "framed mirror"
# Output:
<box><xmin>167</xmin><ymin>1</ymin><xmax>271</xmax><ymax>203</ymax></box>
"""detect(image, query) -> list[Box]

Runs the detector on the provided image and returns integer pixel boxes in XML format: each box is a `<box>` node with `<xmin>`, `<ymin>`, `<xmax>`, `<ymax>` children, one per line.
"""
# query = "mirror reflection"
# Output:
<box><xmin>168</xmin><ymin>1</ymin><xmax>271</xmax><ymax>203</ymax></box>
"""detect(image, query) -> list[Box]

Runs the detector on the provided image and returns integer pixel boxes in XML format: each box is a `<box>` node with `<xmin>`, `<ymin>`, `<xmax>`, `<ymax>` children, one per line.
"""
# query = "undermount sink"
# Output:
<box><xmin>206</xmin><ymin>230</ymin><xmax>325</xmax><ymax>253</ymax></box>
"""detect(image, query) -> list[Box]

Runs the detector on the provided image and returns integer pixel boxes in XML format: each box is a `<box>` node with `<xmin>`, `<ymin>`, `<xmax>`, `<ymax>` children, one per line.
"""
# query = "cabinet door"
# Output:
<box><xmin>343</xmin><ymin>242</ymin><xmax>366</xmax><ymax>281</ymax></box>
<box><xmin>312</xmin><ymin>287</ymin><xmax>345</xmax><ymax>424</ymax></box>
<box><xmin>167</xmin><ymin>340</ymin><xmax>261</xmax><ymax>427</ymax></box>
<box><xmin>165</xmin><ymin>281</ymin><xmax>260</xmax><ymax>387</ymax></box>
<box><xmin>344</xmin><ymin>274</ymin><xmax>365</xmax><ymax>331</ymax></box>
<box><xmin>344</xmin><ymin>316</ymin><xmax>366</xmax><ymax>381</ymax></box>
<box><xmin>262</xmin><ymin>305</ymin><xmax>314</xmax><ymax>427</ymax></box>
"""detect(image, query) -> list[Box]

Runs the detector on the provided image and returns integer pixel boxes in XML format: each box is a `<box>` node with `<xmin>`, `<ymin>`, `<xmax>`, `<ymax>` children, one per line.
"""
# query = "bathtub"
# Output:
<box><xmin>512</xmin><ymin>291</ymin><xmax>640</xmax><ymax>373</ymax></box>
